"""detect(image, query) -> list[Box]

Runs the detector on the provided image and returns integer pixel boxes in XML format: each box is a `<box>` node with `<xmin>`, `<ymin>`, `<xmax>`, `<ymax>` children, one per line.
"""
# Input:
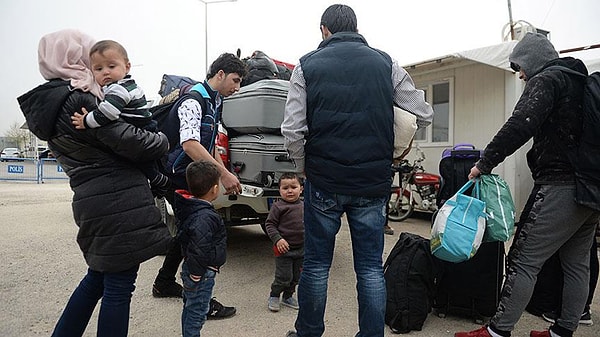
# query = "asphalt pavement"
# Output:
<box><xmin>0</xmin><ymin>182</ymin><xmax>598</xmax><ymax>336</ymax></box>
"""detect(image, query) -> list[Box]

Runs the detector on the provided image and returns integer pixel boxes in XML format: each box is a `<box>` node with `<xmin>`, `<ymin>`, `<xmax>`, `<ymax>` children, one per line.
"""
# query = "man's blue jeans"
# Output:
<box><xmin>181</xmin><ymin>261</ymin><xmax>216</xmax><ymax>337</ymax></box>
<box><xmin>52</xmin><ymin>265</ymin><xmax>139</xmax><ymax>337</ymax></box>
<box><xmin>295</xmin><ymin>181</ymin><xmax>387</xmax><ymax>337</ymax></box>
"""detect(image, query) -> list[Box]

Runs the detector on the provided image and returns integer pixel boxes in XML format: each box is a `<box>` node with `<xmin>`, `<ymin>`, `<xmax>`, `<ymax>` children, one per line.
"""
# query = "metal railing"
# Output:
<box><xmin>0</xmin><ymin>158</ymin><xmax>67</xmax><ymax>183</ymax></box>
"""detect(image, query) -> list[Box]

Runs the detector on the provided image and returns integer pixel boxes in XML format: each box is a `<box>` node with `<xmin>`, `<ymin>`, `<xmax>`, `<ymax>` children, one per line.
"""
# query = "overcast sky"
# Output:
<box><xmin>2</xmin><ymin>0</ymin><xmax>599</xmax><ymax>136</ymax></box>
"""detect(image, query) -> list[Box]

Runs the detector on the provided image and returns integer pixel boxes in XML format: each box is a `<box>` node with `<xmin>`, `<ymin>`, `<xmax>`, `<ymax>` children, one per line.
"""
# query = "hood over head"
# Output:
<box><xmin>509</xmin><ymin>32</ymin><xmax>559</xmax><ymax>78</ymax></box>
<box><xmin>17</xmin><ymin>80</ymin><xmax>72</xmax><ymax>141</ymax></box>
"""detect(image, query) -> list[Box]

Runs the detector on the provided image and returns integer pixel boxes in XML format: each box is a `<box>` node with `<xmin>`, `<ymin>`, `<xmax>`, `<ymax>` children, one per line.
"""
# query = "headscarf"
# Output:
<box><xmin>38</xmin><ymin>29</ymin><xmax>103</xmax><ymax>99</ymax></box>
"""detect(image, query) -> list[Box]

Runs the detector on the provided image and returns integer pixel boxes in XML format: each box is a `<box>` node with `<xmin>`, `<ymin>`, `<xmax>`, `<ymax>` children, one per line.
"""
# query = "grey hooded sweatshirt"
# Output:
<box><xmin>509</xmin><ymin>32</ymin><xmax>559</xmax><ymax>78</ymax></box>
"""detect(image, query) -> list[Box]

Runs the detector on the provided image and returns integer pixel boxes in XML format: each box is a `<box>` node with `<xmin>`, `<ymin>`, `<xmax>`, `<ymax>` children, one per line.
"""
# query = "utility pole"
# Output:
<box><xmin>198</xmin><ymin>0</ymin><xmax>238</xmax><ymax>74</ymax></box>
<box><xmin>507</xmin><ymin>0</ymin><xmax>515</xmax><ymax>40</ymax></box>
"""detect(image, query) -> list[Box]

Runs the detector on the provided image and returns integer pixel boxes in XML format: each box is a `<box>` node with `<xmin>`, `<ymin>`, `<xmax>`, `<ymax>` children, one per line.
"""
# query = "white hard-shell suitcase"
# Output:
<box><xmin>222</xmin><ymin>79</ymin><xmax>289</xmax><ymax>135</ymax></box>
<box><xmin>228</xmin><ymin>134</ymin><xmax>295</xmax><ymax>187</ymax></box>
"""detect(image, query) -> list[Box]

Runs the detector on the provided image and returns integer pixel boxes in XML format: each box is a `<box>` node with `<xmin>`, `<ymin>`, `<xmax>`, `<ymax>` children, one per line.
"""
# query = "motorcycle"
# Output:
<box><xmin>387</xmin><ymin>148</ymin><xmax>441</xmax><ymax>222</ymax></box>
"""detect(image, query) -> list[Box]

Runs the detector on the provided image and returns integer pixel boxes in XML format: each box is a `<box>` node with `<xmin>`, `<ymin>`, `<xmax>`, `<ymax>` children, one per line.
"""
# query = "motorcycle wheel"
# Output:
<box><xmin>387</xmin><ymin>186</ymin><xmax>413</xmax><ymax>221</ymax></box>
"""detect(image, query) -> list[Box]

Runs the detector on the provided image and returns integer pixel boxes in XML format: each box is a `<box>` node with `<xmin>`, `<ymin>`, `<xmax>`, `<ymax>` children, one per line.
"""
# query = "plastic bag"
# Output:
<box><xmin>479</xmin><ymin>174</ymin><xmax>515</xmax><ymax>242</ymax></box>
<box><xmin>393</xmin><ymin>106</ymin><xmax>417</xmax><ymax>159</ymax></box>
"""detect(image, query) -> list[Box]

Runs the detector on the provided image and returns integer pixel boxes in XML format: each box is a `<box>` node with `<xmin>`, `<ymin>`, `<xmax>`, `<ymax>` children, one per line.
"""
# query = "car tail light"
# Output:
<box><xmin>216</xmin><ymin>131</ymin><xmax>229</xmax><ymax>169</ymax></box>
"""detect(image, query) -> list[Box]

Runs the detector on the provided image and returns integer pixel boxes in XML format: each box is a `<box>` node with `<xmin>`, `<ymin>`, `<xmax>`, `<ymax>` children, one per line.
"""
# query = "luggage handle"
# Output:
<box><xmin>453</xmin><ymin>143</ymin><xmax>476</xmax><ymax>150</ymax></box>
<box><xmin>450</xmin><ymin>149</ymin><xmax>481</xmax><ymax>158</ymax></box>
<box><xmin>441</xmin><ymin>143</ymin><xmax>479</xmax><ymax>160</ymax></box>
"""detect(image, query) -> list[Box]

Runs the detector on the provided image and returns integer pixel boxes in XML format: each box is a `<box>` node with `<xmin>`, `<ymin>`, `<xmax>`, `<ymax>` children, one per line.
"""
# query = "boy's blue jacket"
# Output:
<box><xmin>175</xmin><ymin>189</ymin><xmax>227</xmax><ymax>277</ymax></box>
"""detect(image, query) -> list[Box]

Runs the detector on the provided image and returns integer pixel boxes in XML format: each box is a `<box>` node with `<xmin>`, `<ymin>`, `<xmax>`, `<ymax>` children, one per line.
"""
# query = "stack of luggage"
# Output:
<box><xmin>432</xmin><ymin>143</ymin><xmax>505</xmax><ymax>324</ymax></box>
<box><xmin>222</xmin><ymin>79</ymin><xmax>295</xmax><ymax>188</ymax></box>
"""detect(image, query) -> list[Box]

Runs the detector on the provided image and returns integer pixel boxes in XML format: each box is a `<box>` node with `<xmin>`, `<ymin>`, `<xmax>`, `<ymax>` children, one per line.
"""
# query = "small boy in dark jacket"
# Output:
<box><xmin>265</xmin><ymin>172</ymin><xmax>304</xmax><ymax>312</ymax></box>
<box><xmin>175</xmin><ymin>160</ymin><xmax>227</xmax><ymax>337</ymax></box>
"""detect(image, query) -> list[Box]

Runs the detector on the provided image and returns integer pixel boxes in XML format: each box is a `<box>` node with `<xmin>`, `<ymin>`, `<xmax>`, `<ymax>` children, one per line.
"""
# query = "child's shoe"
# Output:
<box><xmin>281</xmin><ymin>296</ymin><xmax>299</xmax><ymax>309</ymax></box>
<box><xmin>268</xmin><ymin>296</ymin><xmax>280</xmax><ymax>312</ymax></box>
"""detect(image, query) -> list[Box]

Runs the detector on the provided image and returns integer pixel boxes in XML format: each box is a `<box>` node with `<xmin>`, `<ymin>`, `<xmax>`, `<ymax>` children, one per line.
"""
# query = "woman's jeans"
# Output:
<box><xmin>294</xmin><ymin>181</ymin><xmax>387</xmax><ymax>337</ymax></box>
<box><xmin>181</xmin><ymin>261</ymin><xmax>216</xmax><ymax>337</ymax></box>
<box><xmin>52</xmin><ymin>265</ymin><xmax>139</xmax><ymax>337</ymax></box>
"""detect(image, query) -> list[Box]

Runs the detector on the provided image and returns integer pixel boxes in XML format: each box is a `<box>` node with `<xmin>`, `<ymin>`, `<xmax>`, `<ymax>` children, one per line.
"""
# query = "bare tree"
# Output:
<box><xmin>4</xmin><ymin>122</ymin><xmax>29</xmax><ymax>150</ymax></box>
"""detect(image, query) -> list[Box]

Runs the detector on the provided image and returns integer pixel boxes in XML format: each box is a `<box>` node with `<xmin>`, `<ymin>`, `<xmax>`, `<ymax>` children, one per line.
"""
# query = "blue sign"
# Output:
<box><xmin>57</xmin><ymin>165</ymin><xmax>63</xmax><ymax>172</ymax></box>
<box><xmin>7</xmin><ymin>165</ymin><xmax>24</xmax><ymax>174</ymax></box>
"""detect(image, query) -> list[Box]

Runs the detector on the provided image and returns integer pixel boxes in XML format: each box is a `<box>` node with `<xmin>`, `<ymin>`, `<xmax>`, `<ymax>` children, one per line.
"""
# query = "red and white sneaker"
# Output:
<box><xmin>529</xmin><ymin>330</ymin><xmax>551</xmax><ymax>337</ymax></box>
<box><xmin>455</xmin><ymin>326</ymin><xmax>492</xmax><ymax>337</ymax></box>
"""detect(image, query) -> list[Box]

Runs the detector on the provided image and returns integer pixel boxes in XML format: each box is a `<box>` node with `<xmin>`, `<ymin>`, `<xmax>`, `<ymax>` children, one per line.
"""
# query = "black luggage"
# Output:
<box><xmin>437</xmin><ymin>143</ymin><xmax>482</xmax><ymax>207</ymax></box>
<box><xmin>513</xmin><ymin>183</ymin><xmax>600</xmax><ymax>317</ymax></box>
<box><xmin>157</xmin><ymin>74</ymin><xmax>199</xmax><ymax>97</ymax></box>
<box><xmin>384</xmin><ymin>232</ymin><xmax>436</xmax><ymax>334</ymax></box>
<box><xmin>433</xmin><ymin>241</ymin><xmax>504</xmax><ymax>323</ymax></box>
<box><xmin>525</xmin><ymin>226</ymin><xmax>599</xmax><ymax>317</ymax></box>
<box><xmin>432</xmin><ymin>144</ymin><xmax>505</xmax><ymax>324</ymax></box>
<box><xmin>525</xmin><ymin>252</ymin><xmax>563</xmax><ymax>316</ymax></box>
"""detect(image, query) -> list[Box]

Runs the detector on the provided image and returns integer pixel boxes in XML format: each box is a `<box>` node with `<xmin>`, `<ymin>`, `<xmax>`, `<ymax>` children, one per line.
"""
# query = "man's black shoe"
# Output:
<box><xmin>207</xmin><ymin>297</ymin><xmax>236</xmax><ymax>319</ymax></box>
<box><xmin>152</xmin><ymin>282</ymin><xmax>183</xmax><ymax>298</ymax></box>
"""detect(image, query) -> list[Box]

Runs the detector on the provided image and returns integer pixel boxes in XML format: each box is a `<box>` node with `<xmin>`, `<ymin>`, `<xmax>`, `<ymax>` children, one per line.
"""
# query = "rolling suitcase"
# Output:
<box><xmin>222</xmin><ymin>79</ymin><xmax>289</xmax><ymax>135</ymax></box>
<box><xmin>432</xmin><ymin>143</ymin><xmax>505</xmax><ymax>324</ymax></box>
<box><xmin>525</xmin><ymin>223</ymin><xmax>599</xmax><ymax>317</ymax></box>
<box><xmin>436</xmin><ymin>143</ymin><xmax>482</xmax><ymax>207</ymax></box>
<box><xmin>433</xmin><ymin>241</ymin><xmax>504</xmax><ymax>323</ymax></box>
<box><xmin>228</xmin><ymin>134</ymin><xmax>295</xmax><ymax>187</ymax></box>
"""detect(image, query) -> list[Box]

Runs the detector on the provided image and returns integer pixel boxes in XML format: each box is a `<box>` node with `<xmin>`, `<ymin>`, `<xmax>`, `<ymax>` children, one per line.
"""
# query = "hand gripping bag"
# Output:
<box><xmin>479</xmin><ymin>174</ymin><xmax>515</xmax><ymax>242</ymax></box>
<box><xmin>431</xmin><ymin>179</ymin><xmax>486</xmax><ymax>263</ymax></box>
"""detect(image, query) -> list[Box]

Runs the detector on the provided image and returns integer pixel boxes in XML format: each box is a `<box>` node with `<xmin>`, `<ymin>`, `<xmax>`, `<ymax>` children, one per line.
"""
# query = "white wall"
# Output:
<box><xmin>405</xmin><ymin>60</ymin><xmax>533</xmax><ymax>213</ymax></box>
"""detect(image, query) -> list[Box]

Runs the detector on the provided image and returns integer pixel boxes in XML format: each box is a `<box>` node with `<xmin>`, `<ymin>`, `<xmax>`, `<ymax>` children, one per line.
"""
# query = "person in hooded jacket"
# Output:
<box><xmin>17</xmin><ymin>29</ymin><xmax>171</xmax><ymax>337</ymax></box>
<box><xmin>455</xmin><ymin>33</ymin><xmax>600</xmax><ymax>337</ymax></box>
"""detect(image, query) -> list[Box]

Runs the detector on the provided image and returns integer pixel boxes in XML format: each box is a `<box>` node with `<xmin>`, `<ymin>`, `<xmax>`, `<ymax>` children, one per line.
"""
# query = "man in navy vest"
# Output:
<box><xmin>281</xmin><ymin>4</ymin><xmax>433</xmax><ymax>337</ymax></box>
<box><xmin>151</xmin><ymin>53</ymin><xmax>247</xmax><ymax>320</ymax></box>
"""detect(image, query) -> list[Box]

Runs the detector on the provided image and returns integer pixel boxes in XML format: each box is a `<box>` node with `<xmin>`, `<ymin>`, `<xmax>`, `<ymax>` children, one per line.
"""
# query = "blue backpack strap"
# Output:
<box><xmin>189</xmin><ymin>83</ymin><xmax>219</xmax><ymax>154</ymax></box>
<box><xmin>190</xmin><ymin>83</ymin><xmax>211</xmax><ymax>99</ymax></box>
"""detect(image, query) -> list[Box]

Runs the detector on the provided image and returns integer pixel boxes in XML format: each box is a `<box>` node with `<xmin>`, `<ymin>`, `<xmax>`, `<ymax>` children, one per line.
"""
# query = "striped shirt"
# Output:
<box><xmin>85</xmin><ymin>75</ymin><xmax>151</xmax><ymax>128</ymax></box>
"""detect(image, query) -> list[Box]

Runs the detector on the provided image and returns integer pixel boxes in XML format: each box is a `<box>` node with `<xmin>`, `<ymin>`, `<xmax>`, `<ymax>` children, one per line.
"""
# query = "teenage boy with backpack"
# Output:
<box><xmin>151</xmin><ymin>53</ymin><xmax>247</xmax><ymax>320</ymax></box>
<box><xmin>456</xmin><ymin>32</ymin><xmax>600</xmax><ymax>337</ymax></box>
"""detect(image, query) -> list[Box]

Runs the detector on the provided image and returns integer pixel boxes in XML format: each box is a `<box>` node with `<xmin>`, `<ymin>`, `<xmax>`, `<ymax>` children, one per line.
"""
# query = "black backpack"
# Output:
<box><xmin>384</xmin><ymin>232</ymin><xmax>436</xmax><ymax>334</ymax></box>
<box><xmin>275</xmin><ymin>63</ymin><xmax>292</xmax><ymax>81</ymax></box>
<box><xmin>241</xmin><ymin>51</ymin><xmax>280</xmax><ymax>87</ymax></box>
<box><xmin>546</xmin><ymin>66</ymin><xmax>600</xmax><ymax>211</ymax></box>
<box><xmin>149</xmin><ymin>89</ymin><xmax>205</xmax><ymax>151</ymax></box>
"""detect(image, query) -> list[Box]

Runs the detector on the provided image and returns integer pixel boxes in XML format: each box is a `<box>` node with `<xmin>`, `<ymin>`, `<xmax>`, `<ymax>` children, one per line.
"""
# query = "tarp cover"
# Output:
<box><xmin>453</xmin><ymin>41</ymin><xmax>519</xmax><ymax>71</ymax></box>
<box><xmin>405</xmin><ymin>40</ymin><xmax>599</xmax><ymax>74</ymax></box>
